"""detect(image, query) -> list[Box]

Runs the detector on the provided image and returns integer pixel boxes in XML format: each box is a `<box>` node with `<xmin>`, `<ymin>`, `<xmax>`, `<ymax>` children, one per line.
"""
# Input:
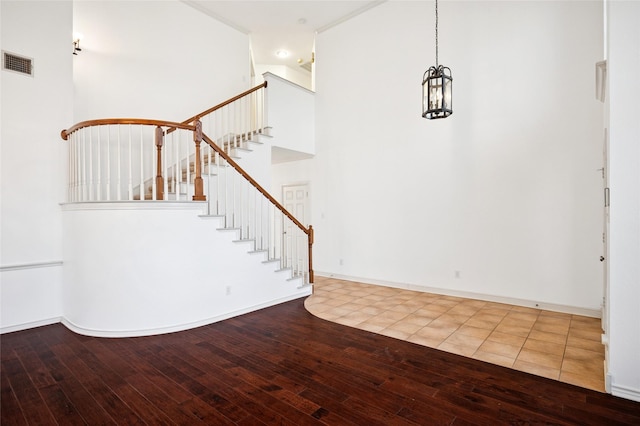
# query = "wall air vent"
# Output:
<box><xmin>3</xmin><ymin>51</ymin><xmax>34</xmax><ymax>77</ymax></box>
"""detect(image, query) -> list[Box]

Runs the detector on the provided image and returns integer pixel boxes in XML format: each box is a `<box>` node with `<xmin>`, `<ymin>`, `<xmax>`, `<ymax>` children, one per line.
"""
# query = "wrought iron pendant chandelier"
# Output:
<box><xmin>422</xmin><ymin>0</ymin><xmax>453</xmax><ymax>119</ymax></box>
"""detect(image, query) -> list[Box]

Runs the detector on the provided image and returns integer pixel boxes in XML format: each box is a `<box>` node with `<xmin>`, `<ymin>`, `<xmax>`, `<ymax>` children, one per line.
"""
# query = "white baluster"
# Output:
<box><xmin>250</xmin><ymin>92</ymin><xmax>255</xmax><ymax>135</ymax></box>
<box><xmin>231</xmin><ymin>167</ymin><xmax>236</xmax><ymax>228</ymax></box>
<box><xmin>240</xmin><ymin>178</ymin><xmax>245</xmax><ymax>238</ymax></box>
<box><xmin>262</xmin><ymin>86</ymin><xmax>268</xmax><ymax>133</ymax></box>
<box><xmin>218</xmin><ymin>151</ymin><xmax>223</xmax><ymax>216</ymax></box>
<box><xmin>106</xmin><ymin>125</ymin><xmax>111</xmax><ymax>201</ymax></box>
<box><xmin>96</xmin><ymin>126</ymin><xmax>101</xmax><ymax>201</ymax></box>
<box><xmin>140</xmin><ymin>125</ymin><xmax>144</xmax><ymax>201</ymax></box>
<box><xmin>151</xmin><ymin>126</ymin><xmax>156</xmax><ymax>201</ymax></box>
<box><xmin>221</xmin><ymin>153</ymin><xmax>225</xmax><ymax>221</ymax></box>
<box><xmin>69</xmin><ymin>132</ymin><xmax>75</xmax><ymax>202</ymax></box>
<box><xmin>128</xmin><ymin>125</ymin><xmax>133</xmax><ymax>200</ymax></box>
<box><xmin>234</xmin><ymin>100</ymin><xmax>239</xmax><ymax>149</ymax></box>
<box><xmin>176</xmin><ymin>131</ymin><xmax>181</xmax><ymax>201</ymax></box>
<box><xmin>163</xmin><ymin>128</ymin><xmax>168</xmax><ymax>200</ymax></box>
<box><xmin>259</xmin><ymin>193</ymin><xmax>264</xmax><ymax>250</ymax></box>
<box><xmin>273</xmin><ymin>205</ymin><xmax>277</xmax><ymax>261</ymax></box>
<box><xmin>298</xmin><ymin>233</ymin><xmax>301</xmax><ymax>278</ymax></box>
<box><xmin>80</xmin><ymin>130</ymin><xmax>86</xmax><ymax>201</ymax></box>
<box><xmin>186</xmin><ymin>130</ymin><xmax>191</xmax><ymax>199</ymax></box>
<box><xmin>117</xmin><ymin>126</ymin><xmax>122</xmax><ymax>200</ymax></box>
<box><xmin>173</xmin><ymin>130</ymin><xmax>178</xmax><ymax>200</ymax></box>
<box><xmin>88</xmin><ymin>127</ymin><xmax>93</xmax><ymax>201</ymax></box>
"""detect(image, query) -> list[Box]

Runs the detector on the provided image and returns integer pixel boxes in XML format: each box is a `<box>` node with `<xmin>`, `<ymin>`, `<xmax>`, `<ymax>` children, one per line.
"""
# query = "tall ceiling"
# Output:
<box><xmin>183</xmin><ymin>1</ymin><xmax>385</xmax><ymax>70</ymax></box>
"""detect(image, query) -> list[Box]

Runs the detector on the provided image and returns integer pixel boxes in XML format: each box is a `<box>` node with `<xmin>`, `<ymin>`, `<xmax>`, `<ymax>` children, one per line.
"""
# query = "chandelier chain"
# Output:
<box><xmin>435</xmin><ymin>0</ymin><xmax>439</xmax><ymax>67</ymax></box>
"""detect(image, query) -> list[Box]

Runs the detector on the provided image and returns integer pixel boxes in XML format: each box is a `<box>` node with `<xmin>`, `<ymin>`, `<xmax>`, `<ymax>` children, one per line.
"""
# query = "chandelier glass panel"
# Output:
<box><xmin>422</xmin><ymin>0</ymin><xmax>453</xmax><ymax>119</ymax></box>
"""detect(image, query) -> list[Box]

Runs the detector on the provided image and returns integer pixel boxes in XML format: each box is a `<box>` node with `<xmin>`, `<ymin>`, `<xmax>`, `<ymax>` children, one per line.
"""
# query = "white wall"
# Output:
<box><xmin>1</xmin><ymin>0</ymin><xmax>256</xmax><ymax>333</ymax></box>
<box><xmin>607</xmin><ymin>0</ymin><xmax>640</xmax><ymax>402</ymax></box>
<box><xmin>264</xmin><ymin>72</ymin><xmax>315</xmax><ymax>157</ymax></box>
<box><xmin>311</xmin><ymin>1</ymin><xmax>604</xmax><ymax>312</ymax></box>
<box><xmin>61</xmin><ymin>203</ymin><xmax>310</xmax><ymax>337</ymax></box>
<box><xmin>72</xmin><ymin>0</ymin><xmax>251</xmax><ymax>122</ymax></box>
<box><xmin>254</xmin><ymin>63</ymin><xmax>312</xmax><ymax>91</ymax></box>
<box><xmin>1</xmin><ymin>0</ymin><xmax>72</xmax><ymax>330</ymax></box>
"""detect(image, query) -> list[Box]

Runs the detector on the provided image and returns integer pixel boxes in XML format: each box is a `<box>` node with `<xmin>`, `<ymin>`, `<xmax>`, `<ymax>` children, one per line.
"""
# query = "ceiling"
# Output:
<box><xmin>183</xmin><ymin>1</ymin><xmax>385</xmax><ymax>70</ymax></box>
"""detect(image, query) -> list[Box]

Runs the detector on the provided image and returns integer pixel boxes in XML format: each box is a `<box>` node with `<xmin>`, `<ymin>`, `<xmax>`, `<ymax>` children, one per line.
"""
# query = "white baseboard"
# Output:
<box><xmin>315</xmin><ymin>271</ymin><xmax>601</xmax><ymax>318</ymax></box>
<box><xmin>1</xmin><ymin>317</ymin><xmax>62</xmax><ymax>334</ymax></box>
<box><xmin>60</xmin><ymin>289</ymin><xmax>312</xmax><ymax>338</ymax></box>
<box><xmin>611</xmin><ymin>383</ymin><xmax>640</xmax><ymax>402</ymax></box>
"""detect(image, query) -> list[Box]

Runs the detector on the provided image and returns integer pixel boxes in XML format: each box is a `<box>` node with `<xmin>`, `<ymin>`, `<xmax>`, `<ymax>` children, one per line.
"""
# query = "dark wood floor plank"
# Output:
<box><xmin>2</xmin><ymin>298</ymin><xmax>640</xmax><ymax>425</ymax></box>
<box><xmin>2</xmin><ymin>357</ymin><xmax>57</xmax><ymax>424</ymax></box>
<box><xmin>205</xmin><ymin>322</ymin><xmax>449</xmax><ymax>425</ymax></box>
<box><xmin>38</xmin><ymin>383</ymin><xmax>87</xmax><ymax>426</ymax></box>
<box><xmin>1</xmin><ymin>366</ymin><xmax>28</xmax><ymax>426</ymax></box>
<box><xmin>109</xmin><ymin>339</ymin><xmax>196</xmax><ymax>405</ymax></box>
<box><xmin>153</xmin><ymin>348</ymin><xmax>254</xmax><ymax>424</ymax></box>
<box><xmin>208</xmin><ymin>321</ymin><xmax>429</xmax><ymax>419</ymax></box>
<box><xmin>34</xmin><ymin>344</ymin><xmax>116</xmax><ymax>425</ymax></box>
<box><xmin>129</xmin><ymin>343</ymin><xmax>238</xmax><ymax>425</ymax></box>
<box><xmin>48</xmin><ymin>338</ymin><xmax>146</xmax><ymax>425</ymax></box>
<box><xmin>195</xmin><ymin>331</ymin><xmax>351</xmax><ymax>404</ymax></box>
<box><xmin>16</xmin><ymin>339</ymin><xmax>57</xmax><ymax>390</ymax></box>
<box><xmin>161</xmin><ymin>339</ymin><xmax>304</xmax><ymax>423</ymax></box>
<box><xmin>156</xmin><ymin>342</ymin><xmax>324</xmax><ymax>425</ymax></box>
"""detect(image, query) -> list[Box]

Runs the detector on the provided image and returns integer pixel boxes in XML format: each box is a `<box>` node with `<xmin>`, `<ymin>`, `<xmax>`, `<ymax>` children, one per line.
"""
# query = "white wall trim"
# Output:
<box><xmin>611</xmin><ymin>383</ymin><xmax>640</xmax><ymax>403</ymax></box>
<box><xmin>315</xmin><ymin>0</ymin><xmax>387</xmax><ymax>33</ymax></box>
<box><xmin>60</xmin><ymin>201</ymin><xmax>208</xmax><ymax>212</ymax></box>
<box><xmin>1</xmin><ymin>290</ymin><xmax>312</xmax><ymax>337</ymax></box>
<box><xmin>1</xmin><ymin>317</ymin><xmax>62</xmax><ymax>334</ymax></box>
<box><xmin>181</xmin><ymin>0</ymin><xmax>250</xmax><ymax>34</ymax></box>
<box><xmin>316</xmin><ymin>272</ymin><xmax>602</xmax><ymax>318</ymax></box>
<box><xmin>60</xmin><ymin>290</ymin><xmax>311</xmax><ymax>338</ymax></box>
<box><xmin>0</xmin><ymin>261</ymin><xmax>63</xmax><ymax>272</ymax></box>
<box><xmin>263</xmin><ymin>72</ymin><xmax>315</xmax><ymax>94</ymax></box>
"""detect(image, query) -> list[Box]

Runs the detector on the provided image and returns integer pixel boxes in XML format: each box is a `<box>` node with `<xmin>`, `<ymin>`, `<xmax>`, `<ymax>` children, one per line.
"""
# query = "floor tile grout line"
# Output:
<box><xmin>307</xmin><ymin>277</ymin><xmax>605</xmax><ymax>392</ymax></box>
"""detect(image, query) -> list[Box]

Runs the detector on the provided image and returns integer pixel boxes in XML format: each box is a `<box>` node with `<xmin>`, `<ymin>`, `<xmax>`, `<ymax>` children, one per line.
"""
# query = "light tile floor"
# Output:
<box><xmin>304</xmin><ymin>276</ymin><xmax>605</xmax><ymax>392</ymax></box>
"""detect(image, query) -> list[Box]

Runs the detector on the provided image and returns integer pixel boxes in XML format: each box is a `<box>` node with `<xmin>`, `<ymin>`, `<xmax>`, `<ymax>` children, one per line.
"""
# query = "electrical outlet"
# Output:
<box><xmin>226</xmin><ymin>286</ymin><xmax>231</xmax><ymax>296</ymax></box>
<box><xmin>339</xmin><ymin>259</ymin><xmax>344</xmax><ymax>266</ymax></box>
<box><xmin>454</xmin><ymin>270</ymin><xmax>460</xmax><ymax>279</ymax></box>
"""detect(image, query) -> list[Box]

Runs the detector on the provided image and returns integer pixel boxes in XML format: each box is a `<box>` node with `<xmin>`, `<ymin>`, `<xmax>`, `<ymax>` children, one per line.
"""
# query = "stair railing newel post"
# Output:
<box><xmin>154</xmin><ymin>126</ymin><xmax>164</xmax><ymax>200</ymax></box>
<box><xmin>192</xmin><ymin>119</ymin><xmax>206</xmax><ymax>201</ymax></box>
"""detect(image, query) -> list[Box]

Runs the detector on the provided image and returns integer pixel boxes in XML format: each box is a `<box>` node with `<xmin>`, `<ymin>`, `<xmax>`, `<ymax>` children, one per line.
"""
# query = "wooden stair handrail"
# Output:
<box><xmin>58</xmin><ymin>91</ymin><xmax>314</xmax><ymax>283</ymax></box>
<box><xmin>182</xmin><ymin>81</ymin><xmax>267</xmax><ymax>124</ymax></box>
<box><xmin>61</xmin><ymin>118</ymin><xmax>196</xmax><ymax>140</ymax></box>
<box><xmin>202</xmin><ymin>132</ymin><xmax>314</xmax><ymax>283</ymax></box>
<box><xmin>201</xmin><ymin>133</ymin><xmax>308</xmax><ymax>235</ymax></box>
<box><xmin>166</xmin><ymin>82</ymin><xmax>268</xmax><ymax>134</ymax></box>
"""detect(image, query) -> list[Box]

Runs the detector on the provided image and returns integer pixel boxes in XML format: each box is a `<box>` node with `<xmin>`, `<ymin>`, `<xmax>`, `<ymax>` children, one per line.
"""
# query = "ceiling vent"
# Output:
<box><xmin>3</xmin><ymin>51</ymin><xmax>34</xmax><ymax>77</ymax></box>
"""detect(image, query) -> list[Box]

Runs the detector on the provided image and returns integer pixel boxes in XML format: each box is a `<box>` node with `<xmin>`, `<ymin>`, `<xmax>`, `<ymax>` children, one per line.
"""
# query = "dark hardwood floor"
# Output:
<box><xmin>2</xmin><ymin>299</ymin><xmax>639</xmax><ymax>425</ymax></box>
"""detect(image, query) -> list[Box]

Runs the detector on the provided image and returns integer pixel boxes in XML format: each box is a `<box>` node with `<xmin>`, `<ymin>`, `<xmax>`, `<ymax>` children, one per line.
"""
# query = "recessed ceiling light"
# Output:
<box><xmin>298</xmin><ymin>18</ymin><xmax>307</xmax><ymax>25</ymax></box>
<box><xmin>275</xmin><ymin>49</ymin><xmax>289</xmax><ymax>58</ymax></box>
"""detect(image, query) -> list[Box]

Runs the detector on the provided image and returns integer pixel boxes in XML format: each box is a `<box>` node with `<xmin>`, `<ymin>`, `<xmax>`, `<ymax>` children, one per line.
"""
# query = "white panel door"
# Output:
<box><xmin>283</xmin><ymin>184</ymin><xmax>309</xmax><ymax>226</ymax></box>
<box><xmin>282</xmin><ymin>184</ymin><xmax>310</xmax><ymax>272</ymax></box>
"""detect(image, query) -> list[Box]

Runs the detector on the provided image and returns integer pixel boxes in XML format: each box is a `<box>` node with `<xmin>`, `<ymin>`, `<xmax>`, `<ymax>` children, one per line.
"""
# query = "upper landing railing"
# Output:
<box><xmin>60</xmin><ymin>83</ymin><xmax>314</xmax><ymax>283</ymax></box>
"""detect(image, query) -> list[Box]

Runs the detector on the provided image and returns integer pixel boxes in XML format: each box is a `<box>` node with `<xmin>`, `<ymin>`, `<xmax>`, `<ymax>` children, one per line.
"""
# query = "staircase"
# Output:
<box><xmin>135</xmin><ymin>129</ymin><xmax>270</xmax><ymax>201</ymax></box>
<box><xmin>60</xmin><ymin>82</ymin><xmax>314</xmax><ymax>290</ymax></box>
